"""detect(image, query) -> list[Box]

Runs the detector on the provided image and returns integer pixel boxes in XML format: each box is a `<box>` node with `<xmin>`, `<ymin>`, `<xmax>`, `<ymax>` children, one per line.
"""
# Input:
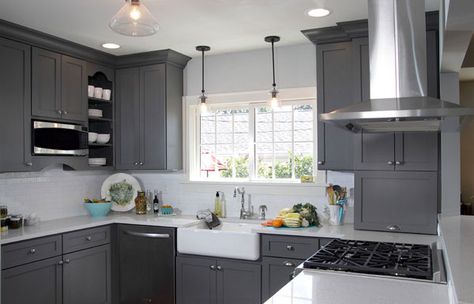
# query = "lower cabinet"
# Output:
<box><xmin>2</xmin><ymin>256</ymin><xmax>63</xmax><ymax>304</ymax></box>
<box><xmin>118</xmin><ymin>225</ymin><xmax>176</xmax><ymax>304</ymax></box>
<box><xmin>176</xmin><ymin>256</ymin><xmax>261</xmax><ymax>304</ymax></box>
<box><xmin>2</xmin><ymin>227</ymin><xmax>112</xmax><ymax>304</ymax></box>
<box><xmin>63</xmin><ymin>245</ymin><xmax>112</xmax><ymax>304</ymax></box>
<box><xmin>261</xmin><ymin>257</ymin><xmax>303</xmax><ymax>301</ymax></box>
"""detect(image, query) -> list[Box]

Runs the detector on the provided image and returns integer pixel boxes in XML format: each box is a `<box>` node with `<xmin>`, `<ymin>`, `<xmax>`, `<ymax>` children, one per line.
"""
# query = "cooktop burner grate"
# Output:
<box><xmin>303</xmin><ymin>239</ymin><xmax>433</xmax><ymax>280</ymax></box>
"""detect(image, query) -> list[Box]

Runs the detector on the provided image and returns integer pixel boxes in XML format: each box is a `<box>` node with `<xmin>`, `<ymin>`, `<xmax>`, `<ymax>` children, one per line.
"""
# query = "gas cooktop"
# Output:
<box><xmin>303</xmin><ymin>239</ymin><xmax>442</xmax><ymax>281</ymax></box>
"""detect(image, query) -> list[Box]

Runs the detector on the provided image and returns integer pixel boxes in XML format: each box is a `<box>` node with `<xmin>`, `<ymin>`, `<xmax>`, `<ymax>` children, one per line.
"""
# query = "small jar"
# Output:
<box><xmin>1</xmin><ymin>216</ymin><xmax>9</xmax><ymax>232</ymax></box>
<box><xmin>0</xmin><ymin>205</ymin><xmax>8</xmax><ymax>218</ymax></box>
<box><xmin>9</xmin><ymin>215</ymin><xmax>23</xmax><ymax>229</ymax></box>
<box><xmin>135</xmin><ymin>191</ymin><xmax>147</xmax><ymax>215</ymax></box>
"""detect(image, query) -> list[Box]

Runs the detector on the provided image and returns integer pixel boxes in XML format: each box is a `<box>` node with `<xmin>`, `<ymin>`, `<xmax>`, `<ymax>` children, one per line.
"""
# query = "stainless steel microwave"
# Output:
<box><xmin>32</xmin><ymin>121</ymin><xmax>88</xmax><ymax>156</ymax></box>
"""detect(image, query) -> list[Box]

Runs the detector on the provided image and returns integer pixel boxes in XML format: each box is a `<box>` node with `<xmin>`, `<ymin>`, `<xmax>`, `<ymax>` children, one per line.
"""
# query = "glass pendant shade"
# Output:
<box><xmin>270</xmin><ymin>88</ymin><xmax>280</xmax><ymax>109</ymax></box>
<box><xmin>200</xmin><ymin>95</ymin><xmax>209</xmax><ymax>114</ymax></box>
<box><xmin>109</xmin><ymin>0</ymin><xmax>159</xmax><ymax>37</ymax></box>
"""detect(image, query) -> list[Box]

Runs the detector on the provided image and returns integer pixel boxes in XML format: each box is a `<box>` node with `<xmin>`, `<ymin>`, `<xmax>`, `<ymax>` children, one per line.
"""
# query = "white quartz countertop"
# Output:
<box><xmin>0</xmin><ymin>213</ymin><xmax>201</xmax><ymax>245</ymax></box>
<box><xmin>265</xmin><ymin>270</ymin><xmax>450</xmax><ymax>304</ymax></box>
<box><xmin>439</xmin><ymin>215</ymin><xmax>474</xmax><ymax>304</ymax></box>
<box><xmin>253</xmin><ymin>224</ymin><xmax>438</xmax><ymax>245</ymax></box>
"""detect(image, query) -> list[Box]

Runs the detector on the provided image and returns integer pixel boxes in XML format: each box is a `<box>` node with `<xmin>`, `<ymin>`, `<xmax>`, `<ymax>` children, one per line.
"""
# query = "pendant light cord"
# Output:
<box><xmin>271</xmin><ymin>40</ymin><xmax>276</xmax><ymax>89</ymax></box>
<box><xmin>201</xmin><ymin>49</ymin><xmax>205</xmax><ymax>95</ymax></box>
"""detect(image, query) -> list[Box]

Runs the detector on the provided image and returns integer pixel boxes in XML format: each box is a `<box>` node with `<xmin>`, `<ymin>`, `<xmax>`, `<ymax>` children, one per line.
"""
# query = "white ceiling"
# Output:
<box><xmin>0</xmin><ymin>0</ymin><xmax>440</xmax><ymax>57</ymax></box>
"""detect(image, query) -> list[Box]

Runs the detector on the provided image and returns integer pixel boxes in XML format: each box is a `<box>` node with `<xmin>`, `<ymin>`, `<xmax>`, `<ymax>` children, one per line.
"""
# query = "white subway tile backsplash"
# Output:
<box><xmin>0</xmin><ymin>168</ymin><xmax>354</xmax><ymax>223</ymax></box>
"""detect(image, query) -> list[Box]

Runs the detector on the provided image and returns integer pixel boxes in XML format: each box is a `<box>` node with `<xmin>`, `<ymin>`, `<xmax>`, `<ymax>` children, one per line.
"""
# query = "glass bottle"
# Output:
<box><xmin>135</xmin><ymin>191</ymin><xmax>147</xmax><ymax>215</ymax></box>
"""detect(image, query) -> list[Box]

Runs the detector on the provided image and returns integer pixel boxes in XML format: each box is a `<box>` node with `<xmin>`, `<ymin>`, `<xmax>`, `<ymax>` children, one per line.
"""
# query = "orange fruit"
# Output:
<box><xmin>272</xmin><ymin>219</ymin><xmax>283</xmax><ymax>228</ymax></box>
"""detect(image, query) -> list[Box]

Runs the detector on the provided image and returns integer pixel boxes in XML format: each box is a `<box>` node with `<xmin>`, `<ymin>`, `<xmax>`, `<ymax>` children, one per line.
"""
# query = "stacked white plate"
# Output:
<box><xmin>88</xmin><ymin>109</ymin><xmax>103</xmax><ymax>117</ymax></box>
<box><xmin>88</xmin><ymin>158</ymin><xmax>106</xmax><ymax>166</ymax></box>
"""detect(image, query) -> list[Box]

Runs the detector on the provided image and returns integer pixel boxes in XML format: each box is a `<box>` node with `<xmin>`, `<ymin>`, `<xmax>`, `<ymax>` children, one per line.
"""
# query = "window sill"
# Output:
<box><xmin>184</xmin><ymin>179</ymin><xmax>326</xmax><ymax>187</ymax></box>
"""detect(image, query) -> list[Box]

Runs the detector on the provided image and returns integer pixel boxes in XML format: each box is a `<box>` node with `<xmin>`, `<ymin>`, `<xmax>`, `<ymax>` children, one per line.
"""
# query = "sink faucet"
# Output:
<box><xmin>234</xmin><ymin>187</ymin><xmax>252</xmax><ymax>219</ymax></box>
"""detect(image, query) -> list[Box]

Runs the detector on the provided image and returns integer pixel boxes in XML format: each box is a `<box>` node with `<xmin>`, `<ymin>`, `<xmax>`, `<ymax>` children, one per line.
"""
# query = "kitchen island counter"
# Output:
<box><xmin>264</xmin><ymin>269</ymin><xmax>449</xmax><ymax>304</ymax></box>
<box><xmin>439</xmin><ymin>215</ymin><xmax>474</xmax><ymax>304</ymax></box>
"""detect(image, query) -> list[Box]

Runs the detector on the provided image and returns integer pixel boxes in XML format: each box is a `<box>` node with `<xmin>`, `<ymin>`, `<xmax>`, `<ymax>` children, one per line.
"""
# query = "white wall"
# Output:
<box><xmin>0</xmin><ymin>42</ymin><xmax>355</xmax><ymax>223</ymax></box>
<box><xmin>184</xmin><ymin>43</ymin><xmax>316</xmax><ymax>96</ymax></box>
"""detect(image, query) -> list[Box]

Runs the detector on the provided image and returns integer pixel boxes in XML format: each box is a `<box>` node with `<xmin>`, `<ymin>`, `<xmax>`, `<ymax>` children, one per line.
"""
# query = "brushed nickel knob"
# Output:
<box><xmin>216</xmin><ymin>265</ymin><xmax>222</xmax><ymax>271</ymax></box>
<box><xmin>318</xmin><ymin>161</ymin><xmax>325</xmax><ymax>165</ymax></box>
<box><xmin>395</xmin><ymin>161</ymin><xmax>403</xmax><ymax>165</ymax></box>
<box><xmin>29</xmin><ymin>248</ymin><xmax>36</xmax><ymax>254</ymax></box>
<box><xmin>85</xmin><ymin>236</ymin><xmax>92</xmax><ymax>241</ymax></box>
<box><xmin>284</xmin><ymin>261</ymin><xmax>295</xmax><ymax>267</ymax></box>
<box><xmin>64</xmin><ymin>259</ymin><xmax>71</xmax><ymax>264</ymax></box>
<box><xmin>58</xmin><ymin>260</ymin><xmax>64</xmax><ymax>265</ymax></box>
<box><xmin>63</xmin><ymin>110</ymin><xmax>68</xmax><ymax>115</ymax></box>
<box><xmin>57</xmin><ymin>110</ymin><xmax>62</xmax><ymax>114</ymax></box>
<box><xmin>286</xmin><ymin>245</ymin><xmax>294</xmax><ymax>251</ymax></box>
<box><xmin>387</xmin><ymin>161</ymin><xmax>394</xmax><ymax>165</ymax></box>
<box><xmin>210</xmin><ymin>265</ymin><xmax>216</xmax><ymax>270</ymax></box>
<box><xmin>25</xmin><ymin>162</ymin><xmax>33</xmax><ymax>166</ymax></box>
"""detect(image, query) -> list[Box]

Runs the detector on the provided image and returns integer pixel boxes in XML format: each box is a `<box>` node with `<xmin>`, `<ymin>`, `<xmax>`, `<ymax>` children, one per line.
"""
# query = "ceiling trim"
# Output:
<box><xmin>0</xmin><ymin>18</ymin><xmax>191</xmax><ymax>69</ymax></box>
<box><xmin>302</xmin><ymin>11</ymin><xmax>439</xmax><ymax>45</ymax></box>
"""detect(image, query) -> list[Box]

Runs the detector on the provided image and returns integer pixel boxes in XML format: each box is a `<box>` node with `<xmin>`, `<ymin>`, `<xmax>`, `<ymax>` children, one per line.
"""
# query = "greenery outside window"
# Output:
<box><xmin>191</xmin><ymin>99</ymin><xmax>316</xmax><ymax>183</ymax></box>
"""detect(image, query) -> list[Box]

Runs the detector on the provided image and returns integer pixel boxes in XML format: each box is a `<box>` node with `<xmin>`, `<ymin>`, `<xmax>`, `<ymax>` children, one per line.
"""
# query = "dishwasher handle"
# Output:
<box><xmin>123</xmin><ymin>230</ymin><xmax>170</xmax><ymax>239</ymax></box>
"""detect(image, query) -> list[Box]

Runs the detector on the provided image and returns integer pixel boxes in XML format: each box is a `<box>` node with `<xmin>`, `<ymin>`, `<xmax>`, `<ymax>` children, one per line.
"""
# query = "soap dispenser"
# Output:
<box><xmin>214</xmin><ymin>192</ymin><xmax>222</xmax><ymax>217</ymax></box>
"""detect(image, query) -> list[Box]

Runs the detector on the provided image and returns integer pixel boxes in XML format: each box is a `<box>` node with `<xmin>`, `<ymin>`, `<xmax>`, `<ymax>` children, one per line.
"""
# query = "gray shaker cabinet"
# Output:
<box><xmin>176</xmin><ymin>256</ymin><xmax>217</xmax><ymax>304</ymax></box>
<box><xmin>118</xmin><ymin>225</ymin><xmax>175</xmax><ymax>304</ymax></box>
<box><xmin>176</xmin><ymin>256</ymin><xmax>261</xmax><ymax>304</ymax></box>
<box><xmin>115</xmin><ymin>67</ymin><xmax>141</xmax><ymax>169</ymax></box>
<box><xmin>32</xmin><ymin>47</ymin><xmax>61</xmax><ymax>119</ymax></box>
<box><xmin>354</xmin><ymin>171</ymin><xmax>438</xmax><ymax>234</ymax></box>
<box><xmin>217</xmin><ymin>260</ymin><xmax>261</xmax><ymax>304</ymax></box>
<box><xmin>116</xmin><ymin>63</ymin><xmax>183</xmax><ymax>170</ymax></box>
<box><xmin>0</xmin><ymin>37</ymin><xmax>32</xmax><ymax>172</ymax></box>
<box><xmin>261</xmin><ymin>257</ymin><xmax>302</xmax><ymax>302</ymax></box>
<box><xmin>60</xmin><ymin>55</ymin><xmax>88</xmax><ymax>122</ymax></box>
<box><xmin>316</xmin><ymin>42</ymin><xmax>354</xmax><ymax>171</ymax></box>
<box><xmin>32</xmin><ymin>47</ymin><xmax>87</xmax><ymax>122</ymax></box>
<box><xmin>63</xmin><ymin>244</ymin><xmax>112</xmax><ymax>304</ymax></box>
<box><xmin>2</xmin><ymin>256</ymin><xmax>63</xmax><ymax>304</ymax></box>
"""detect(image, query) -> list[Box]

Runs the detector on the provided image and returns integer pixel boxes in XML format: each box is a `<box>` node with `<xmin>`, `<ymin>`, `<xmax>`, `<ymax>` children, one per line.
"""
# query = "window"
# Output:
<box><xmin>190</xmin><ymin>99</ymin><xmax>316</xmax><ymax>183</ymax></box>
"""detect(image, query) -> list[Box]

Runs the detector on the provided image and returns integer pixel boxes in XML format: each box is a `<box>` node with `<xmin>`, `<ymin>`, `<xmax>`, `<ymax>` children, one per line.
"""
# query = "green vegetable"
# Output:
<box><xmin>292</xmin><ymin>203</ymin><xmax>320</xmax><ymax>227</ymax></box>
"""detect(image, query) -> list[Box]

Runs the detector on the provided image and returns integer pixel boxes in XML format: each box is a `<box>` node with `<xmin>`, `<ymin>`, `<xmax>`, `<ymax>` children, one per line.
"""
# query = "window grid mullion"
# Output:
<box><xmin>232</xmin><ymin>112</ymin><xmax>236</xmax><ymax>179</ymax></box>
<box><xmin>291</xmin><ymin>105</ymin><xmax>295</xmax><ymax>179</ymax></box>
<box><xmin>249</xmin><ymin>105</ymin><xmax>256</xmax><ymax>181</ymax></box>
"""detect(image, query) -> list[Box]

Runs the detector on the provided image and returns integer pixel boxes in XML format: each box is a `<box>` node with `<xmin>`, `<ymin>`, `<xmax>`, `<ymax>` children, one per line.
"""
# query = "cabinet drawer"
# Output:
<box><xmin>63</xmin><ymin>225</ymin><xmax>111</xmax><ymax>253</ymax></box>
<box><xmin>2</xmin><ymin>235</ymin><xmax>62</xmax><ymax>269</ymax></box>
<box><xmin>261</xmin><ymin>235</ymin><xmax>319</xmax><ymax>259</ymax></box>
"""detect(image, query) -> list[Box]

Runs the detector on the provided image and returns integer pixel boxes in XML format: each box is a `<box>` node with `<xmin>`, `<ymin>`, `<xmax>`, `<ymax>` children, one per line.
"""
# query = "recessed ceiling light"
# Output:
<box><xmin>307</xmin><ymin>8</ymin><xmax>331</xmax><ymax>18</ymax></box>
<box><xmin>102</xmin><ymin>43</ymin><xmax>121</xmax><ymax>49</ymax></box>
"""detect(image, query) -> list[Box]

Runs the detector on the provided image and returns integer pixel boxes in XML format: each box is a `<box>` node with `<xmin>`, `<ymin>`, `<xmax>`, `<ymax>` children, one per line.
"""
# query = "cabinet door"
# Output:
<box><xmin>354</xmin><ymin>171</ymin><xmax>438</xmax><ymax>234</ymax></box>
<box><xmin>0</xmin><ymin>38</ymin><xmax>32</xmax><ymax>172</ymax></box>
<box><xmin>262</xmin><ymin>257</ymin><xmax>302</xmax><ymax>302</ymax></box>
<box><xmin>2</xmin><ymin>256</ymin><xmax>63</xmax><ymax>304</ymax></box>
<box><xmin>32</xmin><ymin>47</ymin><xmax>61</xmax><ymax>119</ymax></box>
<box><xmin>140</xmin><ymin>64</ymin><xmax>167</xmax><ymax>169</ymax></box>
<box><xmin>118</xmin><ymin>225</ymin><xmax>175</xmax><ymax>304</ymax></box>
<box><xmin>116</xmin><ymin>68</ymin><xmax>141</xmax><ymax>169</ymax></box>
<box><xmin>316</xmin><ymin>42</ymin><xmax>354</xmax><ymax>170</ymax></box>
<box><xmin>395</xmin><ymin>132</ymin><xmax>438</xmax><ymax>171</ymax></box>
<box><xmin>176</xmin><ymin>256</ymin><xmax>217</xmax><ymax>304</ymax></box>
<box><xmin>61</xmin><ymin>55</ymin><xmax>87</xmax><ymax>122</ymax></box>
<box><xmin>354</xmin><ymin>132</ymin><xmax>396</xmax><ymax>170</ymax></box>
<box><xmin>216</xmin><ymin>260</ymin><xmax>261</xmax><ymax>304</ymax></box>
<box><xmin>63</xmin><ymin>245</ymin><xmax>111</xmax><ymax>304</ymax></box>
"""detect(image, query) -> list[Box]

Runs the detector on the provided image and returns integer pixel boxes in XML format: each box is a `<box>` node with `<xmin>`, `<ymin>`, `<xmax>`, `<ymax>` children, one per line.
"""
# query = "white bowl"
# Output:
<box><xmin>88</xmin><ymin>158</ymin><xmax>107</xmax><ymax>166</ymax></box>
<box><xmin>88</xmin><ymin>132</ymin><xmax>98</xmax><ymax>143</ymax></box>
<box><xmin>96</xmin><ymin>134</ymin><xmax>110</xmax><ymax>144</ymax></box>
<box><xmin>88</xmin><ymin>109</ymin><xmax>103</xmax><ymax>117</ymax></box>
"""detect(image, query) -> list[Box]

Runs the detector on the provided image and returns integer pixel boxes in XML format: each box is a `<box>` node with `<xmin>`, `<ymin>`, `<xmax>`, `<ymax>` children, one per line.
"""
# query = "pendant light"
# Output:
<box><xmin>196</xmin><ymin>45</ymin><xmax>211</xmax><ymax>114</ymax></box>
<box><xmin>109</xmin><ymin>0</ymin><xmax>159</xmax><ymax>37</ymax></box>
<box><xmin>265</xmin><ymin>36</ymin><xmax>281</xmax><ymax>109</ymax></box>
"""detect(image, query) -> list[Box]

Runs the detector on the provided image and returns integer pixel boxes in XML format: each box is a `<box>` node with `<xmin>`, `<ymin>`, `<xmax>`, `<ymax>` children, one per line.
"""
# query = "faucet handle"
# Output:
<box><xmin>259</xmin><ymin>205</ymin><xmax>267</xmax><ymax>211</ymax></box>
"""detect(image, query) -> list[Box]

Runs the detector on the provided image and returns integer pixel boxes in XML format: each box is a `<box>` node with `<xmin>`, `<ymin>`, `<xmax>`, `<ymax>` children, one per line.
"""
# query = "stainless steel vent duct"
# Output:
<box><xmin>320</xmin><ymin>0</ymin><xmax>474</xmax><ymax>132</ymax></box>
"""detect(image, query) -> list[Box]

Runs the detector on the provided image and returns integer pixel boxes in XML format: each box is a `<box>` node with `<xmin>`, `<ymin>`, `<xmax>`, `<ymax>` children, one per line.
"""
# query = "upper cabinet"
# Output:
<box><xmin>116</xmin><ymin>61</ymin><xmax>186</xmax><ymax>171</ymax></box>
<box><xmin>304</xmin><ymin>12</ymin><xmax>439</xmax><ymax>172</ymax></box>
<box><xmin>316</xmin><ymin>42</ymin><xmax>354</xmax><ymax>171</ymax></box>
<box><xmin>0</xmin><ymin>37</ymin><xmax>32</xmax><ymax>172</ymax></box>
<box><xmin>32</xmin><ymin>47</ymin><xmax>87</xmax><ymax>123</ymax></box>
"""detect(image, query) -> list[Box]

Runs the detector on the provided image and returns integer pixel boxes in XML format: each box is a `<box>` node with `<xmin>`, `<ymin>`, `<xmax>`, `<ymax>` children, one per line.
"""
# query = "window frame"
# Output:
<box><xmin>183</xmin><ymin>87</ymin><xmax>326</xmax><ymax>186</ymax></box>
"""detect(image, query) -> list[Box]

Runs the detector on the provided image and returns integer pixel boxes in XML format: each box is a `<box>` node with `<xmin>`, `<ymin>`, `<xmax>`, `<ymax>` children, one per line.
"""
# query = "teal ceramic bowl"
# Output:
<box><xmin>84</xmin><ymin>202</ymin><xmax>112</xmax><ymax>218</ymax></box>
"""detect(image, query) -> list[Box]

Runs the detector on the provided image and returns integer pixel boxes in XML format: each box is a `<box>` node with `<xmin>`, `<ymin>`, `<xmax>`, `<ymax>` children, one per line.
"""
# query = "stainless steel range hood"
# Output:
<box><xmin>320</xmin><ymin>0</ymin><xmax>474</xmax><ymax>132</ymax></box>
